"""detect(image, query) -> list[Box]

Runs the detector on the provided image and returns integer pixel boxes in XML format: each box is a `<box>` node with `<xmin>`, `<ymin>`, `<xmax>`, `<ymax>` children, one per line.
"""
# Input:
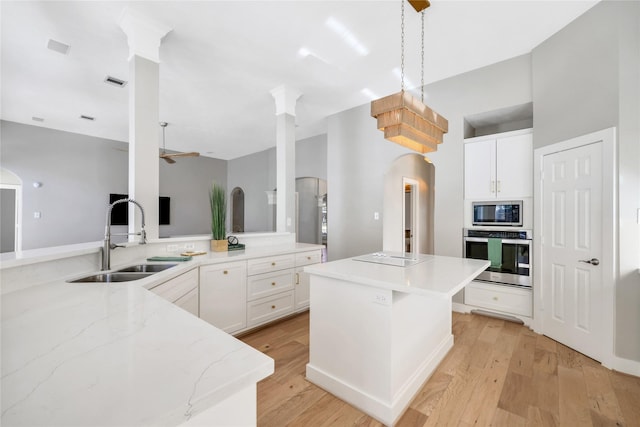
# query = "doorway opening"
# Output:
<box><xmin>403</xmin><ymin>177</ymin><xmax>418</xmax><ymax>255</ymax></box>
<box><xmin>1</xmin><ymin>168</ymin><xmax>23</xmax><ymax>253</ymax></box>
<box><xmin>231</xmin><ymin>187</ymin><xmax>245</xmax><ymax>232</ymax></box>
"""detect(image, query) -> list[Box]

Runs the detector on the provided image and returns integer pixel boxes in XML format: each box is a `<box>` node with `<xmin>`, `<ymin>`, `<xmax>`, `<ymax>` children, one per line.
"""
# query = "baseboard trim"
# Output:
<box><xmin>611</xmin><ymin>355</ymin><xmax>640</xmax><ymax>377</ymax></box>
<box><xmin>306</xmin><ymin>335</ymin><xmax>454</xmax><ymax>426</ymax></box>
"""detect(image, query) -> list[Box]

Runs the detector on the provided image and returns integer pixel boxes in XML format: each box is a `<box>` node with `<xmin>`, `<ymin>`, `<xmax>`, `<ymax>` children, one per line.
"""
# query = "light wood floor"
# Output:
<box><xmin>240</xmin><ymin>311</ymin><xmax>640</xmax><ymax>426</ymax></box>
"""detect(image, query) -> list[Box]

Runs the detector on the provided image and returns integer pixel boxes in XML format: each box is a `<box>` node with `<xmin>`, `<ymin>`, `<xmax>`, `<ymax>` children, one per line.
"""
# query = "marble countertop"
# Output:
<box><xmin>0</xmin><ymin>271</ymin><xmax>272</xmax><ymax>426</ymax></box>
<box><xmin>1</xmin><ymin>242</ymin><xmax>324</xmax><ymax>425</ymax></box>
<box><xmin>0</xmin><ymin>243</ymin><xmax>324</xmax><ymax>427</ymax></box>
<box><xmin>304</xmin><ymin>252</ymin><xmax>490</xmax><ymax>298</ymax></box>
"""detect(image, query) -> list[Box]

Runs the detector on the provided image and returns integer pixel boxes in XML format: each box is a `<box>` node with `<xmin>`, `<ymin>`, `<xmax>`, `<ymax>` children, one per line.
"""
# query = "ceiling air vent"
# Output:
<box><xmin>104</xmin><ymin>75</ymin><xmax>127</xmax><ymax>88</ymax></box>
<box><xmin>47</xmin><ymin>39</ymin><xmax>70</xmax><ymax>55</ymax></box>
<box><xmin>80</xmin><ymin>115</ymin><xmax>95</xmax><ymax>121</ymax></box>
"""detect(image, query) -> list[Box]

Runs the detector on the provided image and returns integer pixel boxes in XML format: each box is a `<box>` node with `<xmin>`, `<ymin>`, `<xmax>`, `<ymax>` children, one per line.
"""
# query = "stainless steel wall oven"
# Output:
<box><xmin>463</xmin><ymin>228</ymin><xmax>532</xmax><ymax>287</ymax></box>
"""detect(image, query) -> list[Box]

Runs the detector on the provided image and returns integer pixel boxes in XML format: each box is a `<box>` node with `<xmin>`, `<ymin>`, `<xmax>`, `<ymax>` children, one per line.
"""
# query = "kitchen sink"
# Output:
<box><xmin>115</xmin><ymin>263</ymin><xmax>178</xmax><ymax>273</ymax></box>
<box><xmin>69</xmin><ymin>272</ymin><xmax>154</xmax><ymax>283</ymax></box>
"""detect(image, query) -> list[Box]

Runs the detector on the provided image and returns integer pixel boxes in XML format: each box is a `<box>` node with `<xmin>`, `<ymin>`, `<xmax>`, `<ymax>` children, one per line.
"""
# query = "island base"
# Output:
<box><xmin>305</xmin><ymin>276</ymin><xmax>454</xmax><ymax>426</ymax></box>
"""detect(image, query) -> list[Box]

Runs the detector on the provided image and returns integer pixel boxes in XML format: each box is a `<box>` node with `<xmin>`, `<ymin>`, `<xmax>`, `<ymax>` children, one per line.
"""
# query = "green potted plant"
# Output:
<box><xmin>209</xmin><ymin>182</ymin><xmax>228</xmax><ymax>252</ymax></box>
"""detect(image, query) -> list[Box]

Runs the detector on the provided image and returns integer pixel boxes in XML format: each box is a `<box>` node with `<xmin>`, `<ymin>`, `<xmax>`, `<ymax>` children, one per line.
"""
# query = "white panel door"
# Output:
<box><xmin>542</xmin><ymin>142</ymin><xmax>603</xmax><ymax>361</ymax></box>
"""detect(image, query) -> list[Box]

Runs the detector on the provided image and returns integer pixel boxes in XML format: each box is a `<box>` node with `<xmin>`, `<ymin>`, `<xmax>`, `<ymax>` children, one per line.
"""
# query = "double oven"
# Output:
<box><xmin>463</xmin><ymin>201</ymin><xmax>532</xmax><ymax>288</ymax></box>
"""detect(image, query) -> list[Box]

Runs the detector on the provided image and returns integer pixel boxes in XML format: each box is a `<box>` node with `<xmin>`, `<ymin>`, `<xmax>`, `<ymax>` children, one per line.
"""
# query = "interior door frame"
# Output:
<box><xmin>0</xmin><ymin>183</ymin><xmax>23</xmax><ymax>253</ymax></box>
<box><xmin>533</xmin><ymin>127</ymin><xmax>616</xmax><ymax>368</ymax></box>
<box><xmin>402</xmin><ymin>177</ymin><xmax>419</xmax><ymax>256</ymax></box>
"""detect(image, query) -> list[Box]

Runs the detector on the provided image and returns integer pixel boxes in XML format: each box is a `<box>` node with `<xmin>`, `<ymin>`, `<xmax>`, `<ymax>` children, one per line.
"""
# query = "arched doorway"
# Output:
<box><xmin>382</xmin><ymin>154</ymin><xmax>435</xmax><ymax>255</ymax></box>
<box><xmin>231</xmin><ymin>187</ymin><xmax>245</xmax><ymax>232</ymax></box>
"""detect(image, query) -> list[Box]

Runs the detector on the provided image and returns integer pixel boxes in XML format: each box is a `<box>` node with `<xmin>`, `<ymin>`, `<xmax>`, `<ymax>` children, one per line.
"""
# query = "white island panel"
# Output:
<box><xmin>305</xmin><ymin>253</ymin><xmax>488</xmax><ymax>426</ymax></box>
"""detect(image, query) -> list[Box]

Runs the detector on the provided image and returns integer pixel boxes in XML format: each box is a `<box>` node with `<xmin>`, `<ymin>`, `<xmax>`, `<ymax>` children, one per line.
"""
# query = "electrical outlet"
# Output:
<box><xmin>374</xmin><ymin>212</ymin><xmax>379</xmax><ymax>220</ymax></box>
<box><xmin>33</xmin><ymin>211</ymin><xmax>41</xmax><ymax>219</ymax></box>
<box><xmin>373</xmin><ymin>293</ymin><xmax>391</xmax><ymax>306</ymax></box>
<box><xmin>167</xmin><ymin>244</ymin><xmax>179</xmax><ymax>252</ymax></box>
<box><xmin>184</xmin><ymin>243</ymin><xmax>195</xmax><ymax>250</ymax></box>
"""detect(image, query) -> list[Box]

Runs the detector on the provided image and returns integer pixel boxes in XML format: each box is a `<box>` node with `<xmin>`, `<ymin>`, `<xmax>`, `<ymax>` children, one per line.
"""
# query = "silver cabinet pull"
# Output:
<box><xmin>579</xmin><ymin>258</ymin><xmax>600</xmax><ymax>266</ymax></box>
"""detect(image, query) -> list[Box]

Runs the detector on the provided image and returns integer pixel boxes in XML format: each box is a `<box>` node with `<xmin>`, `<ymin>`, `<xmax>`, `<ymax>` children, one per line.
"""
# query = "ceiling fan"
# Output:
<box><xmin>159</xmin><ymin>122</ymin><xmax>200</xmax><ymax>164</ymax></box>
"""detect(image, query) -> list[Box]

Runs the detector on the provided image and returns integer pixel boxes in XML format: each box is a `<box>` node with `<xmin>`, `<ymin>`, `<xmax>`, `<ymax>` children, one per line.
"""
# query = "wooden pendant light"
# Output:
<box><xmin>371</xmin><ymin>0</ymin><xmax>447</xmax><ymax>154</ymax></box>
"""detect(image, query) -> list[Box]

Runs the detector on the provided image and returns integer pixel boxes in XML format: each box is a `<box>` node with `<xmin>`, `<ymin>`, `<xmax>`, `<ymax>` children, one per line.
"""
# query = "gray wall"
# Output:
<box><xmin>532</xmin><ymin>0</ymin><xmax>640</xmax><ymax>362</ymax></box>
<box><xmin>0</xmin><ymin>120</ymin><xmax>226</xmax><ymax>248</ymax></box>
<box><xmin>158</xmin><ymin>152</ymin><xmax>227</xmax><ymax>238</ymax></box>
<box><xmin>296</xmin><ymin>134</ymin><xmax>328</xmax><ymax>181</ymax></box>
<box><xmin>327</xmin><ymin>54</ymin><xmax>533</xmax><ymax>262</ymax></box>
<box><xmin>227</xmin><ymin>149</ymin><xmax>272</xmax><ymax>232</ymax></box>
<box><xmin>227</xmin><ymin>133</ymin><xmax>327</xmax><ymax>233</ymax></box>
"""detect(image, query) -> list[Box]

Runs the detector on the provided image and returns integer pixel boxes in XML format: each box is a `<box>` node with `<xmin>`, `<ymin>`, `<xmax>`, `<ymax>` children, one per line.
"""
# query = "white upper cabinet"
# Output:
<box><xmin>464</xmin><ymin>129</ymin><xmax>532</xmax><ymax>200</ymax></box>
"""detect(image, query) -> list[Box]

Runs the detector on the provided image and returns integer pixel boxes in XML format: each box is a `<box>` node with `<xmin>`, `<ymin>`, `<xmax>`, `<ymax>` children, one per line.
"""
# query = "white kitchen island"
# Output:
<box><xmin>304</xmin><ymin>253</ymin><xmax>489</xmax><ymax>427</ymax></box>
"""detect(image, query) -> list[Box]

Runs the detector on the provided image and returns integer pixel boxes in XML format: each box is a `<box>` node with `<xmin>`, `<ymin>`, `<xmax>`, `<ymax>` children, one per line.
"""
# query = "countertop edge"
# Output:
<box><xmin>305</xmin><ymin>255</ymin><xmax>490</xmax><ymax>298</ymax></box>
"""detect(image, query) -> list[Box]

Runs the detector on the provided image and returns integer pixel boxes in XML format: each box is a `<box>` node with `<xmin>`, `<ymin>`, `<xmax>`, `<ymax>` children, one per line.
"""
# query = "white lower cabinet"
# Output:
<box><xmin>294</xmin><ymin>267</ymin><xmax>310</xmax><ymax>311</ymax></box>
<box><xmin>464</xmin><ymin>280</ymin><xmax>532</xmax><ymax>317</ymax></box>
<box><xmin>247</xmin><ymin>270</ymin><xmax>294</xmax><ymax>301</ymax></box>
<box><xmin>247</xmin><ymin>291</ymin><xmax>295</xmax><ymax>327</ymax></box>
<box><xmin>174</xmin><ymin>287</ymin><xmax>199</xmax><ymax>316</ymax></box>
<box><xmin>195</xmin><ymin>248</ymin><xmax>323</xmax><ymax>334</ymax></box>
<box><xmin>294</xmin><ymin>250</ymin><xmax>321</xmax><ymax>311</ymax></box>
<box><xmin>246</xmin><ymin>254</ymin><xmax>296</xmax><ymax>328</ymax></box>
<box><xmin>199</xmin><ymin>261</ymin><xmax>247</xmax><ymax>334</ymax></box>
<box><xmin>148</xmin><ymin>268</ymin><xmax>199</xmax><ymax>317</ymax></box>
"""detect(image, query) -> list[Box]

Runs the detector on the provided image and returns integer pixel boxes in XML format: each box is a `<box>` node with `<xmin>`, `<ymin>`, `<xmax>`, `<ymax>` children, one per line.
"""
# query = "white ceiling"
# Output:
<box><xmin>1</xmin><ymin>1</ymin><xmax>598</xmax><ymax>160</ymax></box>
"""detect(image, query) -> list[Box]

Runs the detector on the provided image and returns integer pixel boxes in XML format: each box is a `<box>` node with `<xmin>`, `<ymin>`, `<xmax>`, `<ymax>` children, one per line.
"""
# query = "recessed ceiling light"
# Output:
<box><xmin>31</xmin><ymin>116</ymin><xmax>45</xmax><ymax>122</ymax></box>
<box><xmin>47</xmin><ymin>39</ymin><xmax>70</xmax><ymax>55</ymax></box>
<box><xmin>104</xmin><ymin>75</ymin><xmax>127</xmax><ymax>88</ymax></box>
<box><xmin>80</xmin><ymin>115</ymin><xmax>95</xmax><ymax>121</ymax></box>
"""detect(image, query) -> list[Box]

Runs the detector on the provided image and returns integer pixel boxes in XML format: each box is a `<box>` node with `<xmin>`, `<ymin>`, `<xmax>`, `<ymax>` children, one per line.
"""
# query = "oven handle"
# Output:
<box><xmin>464</xmin><ymin>237</ymin><xmax>531</xmax><ymax>245</ymax></box>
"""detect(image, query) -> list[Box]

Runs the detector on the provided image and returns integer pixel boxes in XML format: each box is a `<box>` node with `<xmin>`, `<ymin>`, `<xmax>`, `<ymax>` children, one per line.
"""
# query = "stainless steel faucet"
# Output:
<box><xmin>102</xmin><ymin>198</ymin><xmax>146</xmax><ymax>270</ymax></box>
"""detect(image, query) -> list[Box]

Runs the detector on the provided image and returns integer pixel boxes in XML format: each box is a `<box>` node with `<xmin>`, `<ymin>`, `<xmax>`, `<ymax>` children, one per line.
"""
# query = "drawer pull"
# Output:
<box><xmin>271</xmin><ymin>282</ymin><xmax>276</xmax><ymax>286</ymax></box>
<box><xmin>493</xmin><ymin>296</ymin><xmax>499</xmax><ymax>301</ymax></box>
<box><xmin>271</xmin><ymin>305</ymin><xmax>276</xmax><ymax>309</ymax></box>
<box><xmin>271</xmin><ymin>262</ymin><xmax>276</xmax><ymax>266</ymax></box>
<box><xmin>295</xmin><ymin>273</ymin><xmax>299</xmax><ymax>285</ymax></box>
<box><xmin>307</xmin><ymin>256</ymin><xmax>311</xmax><ymax>260</ymax></box>
<box><xmin>223</xmin><ymin>270</ymin><xmax>228</xmax><ymax>275</ymax></box>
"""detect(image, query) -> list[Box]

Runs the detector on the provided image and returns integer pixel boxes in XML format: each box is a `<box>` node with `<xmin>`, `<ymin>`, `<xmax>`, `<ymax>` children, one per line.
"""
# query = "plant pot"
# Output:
<box><xmin>210</xmin><ymin>239</ymin><xmax>228</xmax><ymax>252</ymax></box>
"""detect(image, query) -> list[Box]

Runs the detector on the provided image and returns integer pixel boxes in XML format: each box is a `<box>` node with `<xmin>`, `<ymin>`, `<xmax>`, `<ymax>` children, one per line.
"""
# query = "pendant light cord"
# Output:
<box><xmin>401</xmin><ymin>0</ymin><xmax>426</xmax><ymax>102</ymax></box>
<box><xmin>400</xmin><ymin>0</ymin><xmax>405</xmax><ymax>93</ymax></box>
<box><xmin>421</xmin><ymin>10</ymin><xmax>425</xmax><ymax>103</ymax></box>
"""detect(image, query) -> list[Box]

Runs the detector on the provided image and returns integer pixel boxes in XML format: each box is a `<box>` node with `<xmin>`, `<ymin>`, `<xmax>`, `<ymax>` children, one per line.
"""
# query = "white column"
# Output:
<box><xmin>119</xmin><ymin>8</ymin><xmax>171</xmax><ymax>241</ymax></box>
<box><xmin>270</xmin><ymin>85</ymin><xmax>301</xmax><ymax>234</ymax></box>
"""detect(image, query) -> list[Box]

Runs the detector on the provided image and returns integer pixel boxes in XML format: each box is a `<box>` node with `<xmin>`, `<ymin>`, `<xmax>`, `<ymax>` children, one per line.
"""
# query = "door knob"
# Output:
<box><xmin>579</xmin><ymin>258</ymin><xmax>600</xmax><ymax>266</ymax></box>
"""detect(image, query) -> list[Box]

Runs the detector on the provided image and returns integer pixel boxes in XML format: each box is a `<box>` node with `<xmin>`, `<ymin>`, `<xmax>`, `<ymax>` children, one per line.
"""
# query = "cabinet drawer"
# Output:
<box><xmin>148</xmin><ymin>269</ymin><xmax>198</xmax><ymax>304</ymax></box>
<box><xmin>247</xmin><ymin>254</ymin><xmax>295</xmax><ymax>276</ymax></box>
<box><xmin>295</xmin><ymin>250</ymin><xmax>322</xmax><ymax>267</ymax></box>
<box><xmin>247</xmin><ymin>270</ymin><xmax>294</xmax><ymax>301</ymax></box>
<box><xmin>247</xmin><ymin>291</ymin><xmax>294</xmax><ymax>327</ymax></box>
<box><xmin>465</xmin><ymin>281</ymin><xmax>532</xmax><ymax>317</ymax></box>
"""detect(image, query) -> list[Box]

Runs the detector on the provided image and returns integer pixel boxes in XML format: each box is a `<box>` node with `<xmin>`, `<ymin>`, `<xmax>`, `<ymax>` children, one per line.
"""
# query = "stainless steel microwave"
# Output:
<box><xmin>472</xmin><ymin>201</ymin><xmax>523</xmax><ymax>227</ymax></box>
